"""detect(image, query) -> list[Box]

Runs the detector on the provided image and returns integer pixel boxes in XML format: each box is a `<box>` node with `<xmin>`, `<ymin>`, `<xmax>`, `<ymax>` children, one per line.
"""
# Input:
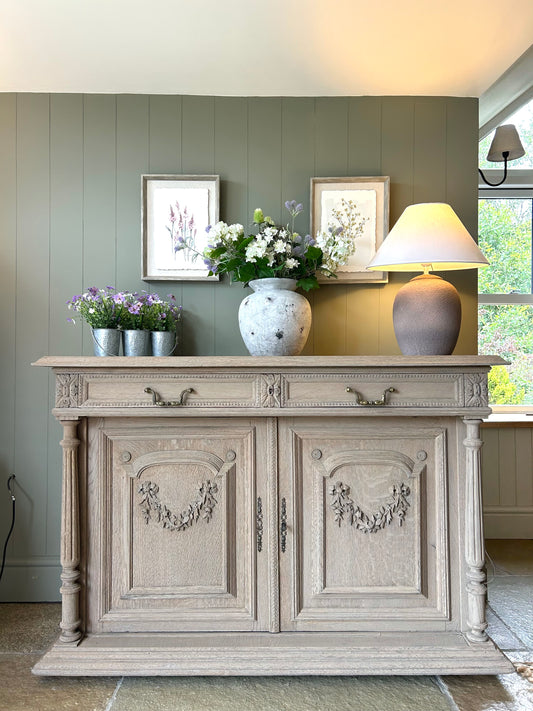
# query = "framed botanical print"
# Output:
<box><xmin>142</xmin><ymin>174</ymin><xmax>220</xmax><ymax>281</ymax></box>
<box><xmin>311</xmin><ymin>176</ymin><xmax>390</xmax><ymax>283</ymax></box>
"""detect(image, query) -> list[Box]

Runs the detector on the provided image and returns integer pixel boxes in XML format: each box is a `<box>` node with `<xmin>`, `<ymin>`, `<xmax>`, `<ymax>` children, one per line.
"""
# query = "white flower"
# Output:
<box><xmin>262</xmin><ymin>226</ymin><xmax>277</xmax><ymax>242</ymax></box>
<box><xmin>285</xmin><ymin>257</ymin><xmax>298</xmax><ymax>269</ymax></box>
<box><xmin>273</xmin><ymin>239</ymin><xmax>286</xmax><ymax>254</ymax></box>
<box><xmin>228</xmin><ymin>223</ymin><xmax>244</xmax><ymax>241</ymax></box>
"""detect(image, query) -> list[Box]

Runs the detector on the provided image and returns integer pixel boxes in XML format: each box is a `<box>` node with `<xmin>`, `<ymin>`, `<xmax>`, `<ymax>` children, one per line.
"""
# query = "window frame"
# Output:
<box><xmin>478</xmin><ymin>172</ymin><xmax>533</xmax><ymax>414</ymax></box>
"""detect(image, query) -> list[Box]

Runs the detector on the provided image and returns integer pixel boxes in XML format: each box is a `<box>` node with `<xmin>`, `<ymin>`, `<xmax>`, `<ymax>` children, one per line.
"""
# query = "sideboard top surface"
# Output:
<box><xmin>33</xmin><ymin>355</ymin><xmax>506</xmax><ymax>371</ymax></box>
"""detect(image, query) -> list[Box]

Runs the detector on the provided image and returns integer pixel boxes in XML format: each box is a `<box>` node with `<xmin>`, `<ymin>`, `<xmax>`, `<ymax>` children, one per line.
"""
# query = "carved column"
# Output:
<box><xmin>463</xmin><ymin>417</ymin><xmax>488</xmax><ymax>643</ymax></box>
<box><xmin>58</xmin><ymin>417</ymin><xmax>82</xmax><ymax>645</ymax></box>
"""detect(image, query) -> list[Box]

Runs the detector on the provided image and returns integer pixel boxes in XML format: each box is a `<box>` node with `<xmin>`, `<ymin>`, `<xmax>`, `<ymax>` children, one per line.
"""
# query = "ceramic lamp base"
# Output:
<box><xmin>393</xmin><ymin>273</ymin><xmax>462</xmax><ymax>355</ymax></box>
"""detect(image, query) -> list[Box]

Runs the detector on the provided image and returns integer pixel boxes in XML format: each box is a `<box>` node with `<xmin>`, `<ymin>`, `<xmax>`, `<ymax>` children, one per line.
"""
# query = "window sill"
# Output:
<box><xmin>484</xmin><ymin>407</ymin><xmax>533</xmax><ymax>426</ymax></box>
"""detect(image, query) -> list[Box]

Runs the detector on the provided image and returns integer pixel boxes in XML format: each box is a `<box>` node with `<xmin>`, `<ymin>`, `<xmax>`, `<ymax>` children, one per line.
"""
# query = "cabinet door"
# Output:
<box><xmin>278</xmin><ymin>417</ymin><xmax>450</xmax><ymax>632</ymax></box>
<box><xmin>85</xmin><ymin>417</ymin><xmax>270</xmax><ymax>633</ymax></box>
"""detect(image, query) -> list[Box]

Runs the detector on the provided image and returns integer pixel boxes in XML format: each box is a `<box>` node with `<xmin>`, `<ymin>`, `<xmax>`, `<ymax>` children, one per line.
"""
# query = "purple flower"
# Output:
<box><xmin>205</xmin><ymin>225</ymin><xmax>212</xmax><ymax>233</ymax></box>
<box><xmin>285</xmin><ymin>200</ymin><xmax>303</xmax><ymax>217</ymax></box>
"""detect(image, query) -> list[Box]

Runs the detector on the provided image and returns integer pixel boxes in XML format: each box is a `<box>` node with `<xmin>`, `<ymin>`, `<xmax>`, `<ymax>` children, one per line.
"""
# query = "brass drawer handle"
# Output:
<box><xmin>345</xmin><ymin>386</ymin><xmax>396</xmax><ymax>407</ymax></box>
<box><xmin>144</xmin><ymin>386</ymin><xmax>194</xmax><ymax>407</ymax></box>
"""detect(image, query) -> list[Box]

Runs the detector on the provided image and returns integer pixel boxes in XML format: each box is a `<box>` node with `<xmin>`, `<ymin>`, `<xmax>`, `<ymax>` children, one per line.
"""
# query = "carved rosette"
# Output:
<box><xmin>464</xmin><ymin>373</ymin><xmax>488</xmax><ymax>408</ymax></box>
<box><xmin>260</xmin><ymin>374</ymin><xmax>282</xmax><ymax>408</ymax></box>
<box><xmin>56</xmin><ymin>374</ymin><xmax>80</xmax><ymax>408</ymax></box>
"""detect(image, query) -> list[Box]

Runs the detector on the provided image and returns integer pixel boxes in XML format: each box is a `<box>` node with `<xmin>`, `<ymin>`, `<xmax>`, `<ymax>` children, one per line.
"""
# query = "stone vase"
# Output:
<box><xmin>238</xmin><ymin>278</ymin><xmax>311</xmax><ymax>356</ymax></box>
<box><xmin>91</xmin><ymin>328</ymin><xmax>121</xmax><ymax>357</ymax></box>
<box><xmin>123</xmin><ymin>329</ymin><xmax>151</xmax><ymax>356</ymax></box>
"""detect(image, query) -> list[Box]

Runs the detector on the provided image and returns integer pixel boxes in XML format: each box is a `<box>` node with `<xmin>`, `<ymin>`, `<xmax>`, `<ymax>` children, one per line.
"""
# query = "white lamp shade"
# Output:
<box><xmin>487</xmin><ymin>124</ymin><xmax>525</xmax><ymax>162</ymax></box>
<box><xmin>367</xmin><ymin>202</ymin><xmax>489</xmax><ymax>272</ymax></box>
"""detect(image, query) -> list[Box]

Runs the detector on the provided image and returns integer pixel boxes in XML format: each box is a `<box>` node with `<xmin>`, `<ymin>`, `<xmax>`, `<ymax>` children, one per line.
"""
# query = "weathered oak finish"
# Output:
<box><xmin>32</xmin><ymin>356</ymin><xmax>513</xmax><ymax>676</ymax></box>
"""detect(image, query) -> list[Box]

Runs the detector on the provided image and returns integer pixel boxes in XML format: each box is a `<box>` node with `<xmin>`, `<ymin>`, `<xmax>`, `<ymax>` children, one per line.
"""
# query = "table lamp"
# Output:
<box><xmin>367</xmin><ymin>203</ymin><xmax>489</xmax><ymax>355</ymax></box>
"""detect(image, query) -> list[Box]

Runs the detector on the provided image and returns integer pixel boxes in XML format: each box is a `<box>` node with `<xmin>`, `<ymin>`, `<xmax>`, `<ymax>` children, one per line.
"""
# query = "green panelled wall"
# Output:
<box><xmin>0</xmin><ymin>94</ymin><xmax>478</xmax><ymax>601</ymax></box>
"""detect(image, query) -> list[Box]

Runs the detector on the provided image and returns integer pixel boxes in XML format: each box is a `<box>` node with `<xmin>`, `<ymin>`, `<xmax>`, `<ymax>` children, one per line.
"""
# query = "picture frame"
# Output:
<box><xmin>142</xmin><ymin>174</ymin><xmax>220</xmax><ymax>281</ymax></box>
<box><xmin>311</xmin><ymin>176</ymin><xmax>390</xmax><ymax>283</ymax></box>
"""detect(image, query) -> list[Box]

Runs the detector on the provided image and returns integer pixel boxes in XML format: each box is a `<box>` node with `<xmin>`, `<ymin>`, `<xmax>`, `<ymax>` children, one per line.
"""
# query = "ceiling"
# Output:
<box><xmin>1</xmin><ymin>0</ymin><xmax>533</xmax><ymax>97</ymax></box>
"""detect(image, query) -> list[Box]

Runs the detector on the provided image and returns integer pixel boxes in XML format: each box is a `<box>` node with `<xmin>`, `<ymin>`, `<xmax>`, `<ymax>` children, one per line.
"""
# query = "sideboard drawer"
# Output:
<box><xmin>77</xmin><ymin>373</ymin><xmax>258</xmax><ymax>408</ymax></box>
<box><xmin>283</xmin><ymin>372</ymin><xmax>466</xmax><ymax>408</ymax></box>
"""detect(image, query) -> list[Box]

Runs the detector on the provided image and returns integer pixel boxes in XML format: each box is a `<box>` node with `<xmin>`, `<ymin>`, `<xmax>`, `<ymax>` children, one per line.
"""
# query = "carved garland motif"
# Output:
<box><xmin>329</xmin><ymin>481</ymin><xmax>411</xmax><ymax>533</ymax></box>
<box><xmin>138</xmin><ymin>480</ymin><xmax>218</xmax><ymax>532</ymax></box>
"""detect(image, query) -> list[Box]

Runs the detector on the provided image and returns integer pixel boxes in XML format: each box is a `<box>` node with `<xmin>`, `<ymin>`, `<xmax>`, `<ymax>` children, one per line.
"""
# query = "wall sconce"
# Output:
<box><xmin>367</xmin><ymin>203</ymin><xmax>489</xmax><ymax>355</ymax></box>
<box><xmin>478</xmin><ymin>124</ymin><xmax>525</xmax><ymax>187</ymax></box>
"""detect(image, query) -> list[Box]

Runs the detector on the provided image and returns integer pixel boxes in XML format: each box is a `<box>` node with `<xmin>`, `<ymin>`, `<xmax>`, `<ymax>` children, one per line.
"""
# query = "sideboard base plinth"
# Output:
<box><xmin>32</xmin><ymin>631</ymin><xmax>514</xmax><ymax>677</ymax></box>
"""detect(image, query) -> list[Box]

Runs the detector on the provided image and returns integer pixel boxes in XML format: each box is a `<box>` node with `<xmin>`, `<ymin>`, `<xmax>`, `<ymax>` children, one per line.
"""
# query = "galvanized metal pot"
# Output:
<box><xmin>123</xmin><ymin>329</ymin><xmax>151</xmax><ymax>356</ymax></box>
<box><xmin>91</xmin><ymin>328</ymin><xmax>121</xmax><ymax>357</ymax></box>
<box><xmin>151</xmin><ymin>330</ymin><xmax>177</xmax><ymax>356</ymax></box>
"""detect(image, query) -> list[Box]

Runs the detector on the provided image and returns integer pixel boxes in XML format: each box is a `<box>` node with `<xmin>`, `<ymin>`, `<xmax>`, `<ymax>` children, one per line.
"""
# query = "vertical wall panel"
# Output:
<box><xmin>213</xmin><ymin>97</ymin><xmax>248</xmax><ymax>355</ymax></box>
<box><xmin>116</xmin><ymin>95</ymin><xmax>149</xmax><ymax>295</ymax></box>
<box><xmin>148</xmin><ymin>95</ymin><xmax>182</xmax><ymax>174</ymax></box>
<box><xmin>348</xmin><ymin>97</ymin><xmax>382</xmax><ymax>176</ymax></box>
<box><xmin>483</xmin><ymin>425</ymin><xmax>533</xmax><ymax>538</ymax></box>
<box><xmin>14</xmin><ymin>94</ymin><xmax>50</xmax><ymax>558</ymax></box>
<box><xmin>0</xmin><ymin>94</ymin><xmax>17</xmax><ymax>555</ymax></box>
<box><xmin>180</xmin><ymin>96</ymin><xmax>216</xmax><ymax>355</ymax></box>
<box><xmin>498</xmin><ymin>429</ymin><xmax>517</xmax><ymax>506</ymax></box>
<box><xmin>445</xmin><ymin>98</ymin><xmax>479</xmax><ymax>355</ymax></box>
<box><xmin>515</xmin><ymin>428</ymin><xmax>533</xmax><ymax>506</ymax></box>
<box><xmin>248</xmin><ymin>98</ymin><xmax>283</xmax><ymax>220</ymax></box>
<box><xmin>145</xmin><ymin>96</ymin><xmax>184</xmax><ymax>312</ymax></box>
<box><xmin>48</xmin><ymin>94</ymin><xmax>84</xmax><ymax>552</ymax></box>
<box><xmin>281</xmin><ymin>98</ymin><xmax>316</xmax><ymax>354</ymax></box>
<box><xmin>413</xmin><ymin>98</ymin><xmax>447</xmax><ymax>203</ymax></box>
<box><xmin>83</xmin><ymin>95</ymin><xmax>117</xmax><ymax>354</ymax></box>
<box><xmin>313</xmin><ymin>98</ymin><xmax>349</xmax><ymax>354</ymax></box>
<box><xmin>379</xmin><ymin>97</ymin><xmax>415</xmax><ymax>354</ymax></box>
<box><xmin>481</xmin><ymin>428</ymin><xmax>501</xmax><ymax>506</ymax></box>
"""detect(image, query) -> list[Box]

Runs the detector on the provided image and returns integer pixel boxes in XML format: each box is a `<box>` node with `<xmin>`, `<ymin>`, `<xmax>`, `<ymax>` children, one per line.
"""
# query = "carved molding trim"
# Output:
<box><xmin>266</xmin><ymin>417</ymin><xmax>280</xmax><ymax>632</ymax></box>
<box><xmin>283</xmin><ymin>372</ymin><xmax>462</xmax><ymax>408</ymax></box>
<box><xmin>125</xmin><ymin>449</ymin><xmax>236</xmax><ymax>480</ymax></box>
<box><xmin>79</xmin><ymin>372</ymin><xmax>259</xmax><ymax>408</ymax></box>
<box><xmin>138</xmin><ymin>479</ymin><xmax>218</xmax><ymax>532</ymax></box>
<box><xmin>329</xmin><ymin>480</ymin><xmax>411</xmax><ymax>533</ymax></box>
<box><xmin>464</xmin><ymin>373</ymin><xmax>489</xmax><ymax>408</ymax></box>
<box><xmin>56</xmin><ymin>374</ymin><xmax>81</xmax><ymax>408</ymax></box>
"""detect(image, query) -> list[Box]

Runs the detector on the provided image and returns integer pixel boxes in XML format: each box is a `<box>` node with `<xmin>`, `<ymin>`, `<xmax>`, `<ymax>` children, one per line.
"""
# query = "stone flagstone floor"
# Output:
<box><xmin>0</xmin><ymin>540</ymin><xmax>532</xmax><ymax>711</ymax></box>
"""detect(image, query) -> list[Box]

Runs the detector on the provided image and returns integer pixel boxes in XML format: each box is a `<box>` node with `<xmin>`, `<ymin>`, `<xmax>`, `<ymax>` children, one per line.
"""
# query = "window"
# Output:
<box><xmin>478</xmin><ymin>99</ymin><xmax>533</xmax><ymax>408</ymax></box>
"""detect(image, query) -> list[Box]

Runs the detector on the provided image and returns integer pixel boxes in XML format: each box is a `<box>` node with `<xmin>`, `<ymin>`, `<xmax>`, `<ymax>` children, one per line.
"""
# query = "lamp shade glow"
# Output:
<box><xmin>367</xmin><ymin>203</ymin><xmax>488</xmax><ymax>356</ymax></box>
<box><xmin>367</xmin><ymin>202</ymin><xmax>489</xmax><ymax>272</ymax></box>
<box><xmin>486</xmin><ymin>124</ymin><xmax>525</xmax><ymax>162</ymax></box>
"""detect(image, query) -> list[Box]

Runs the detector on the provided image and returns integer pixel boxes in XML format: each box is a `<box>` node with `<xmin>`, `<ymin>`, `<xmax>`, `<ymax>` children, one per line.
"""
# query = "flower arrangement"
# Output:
<box><xmin>144</xmin><ymin>293</ymin><xmax>182</xmax><ymax>332</ymax></box>
<box><xmin>176</xmin><ymin>200</ymin><xmax>359</xmax><ymax>292</ymax></box>
<box><xmin>67</xmin><ymin>288</ymin><xmax>182</xmax><ymax>332</ymax></box>
<box><xmin>67</xmin><ymin>286</ymin><xmax>124</xmax><ymax>329</ymax></box>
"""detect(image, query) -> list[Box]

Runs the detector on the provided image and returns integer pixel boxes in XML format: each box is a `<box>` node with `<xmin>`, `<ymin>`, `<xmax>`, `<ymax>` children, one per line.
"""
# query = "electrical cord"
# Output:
<box><xmin>0</xmin><ymin>475</ymin><xmax>16</xmax><ymax>583</ymax></box>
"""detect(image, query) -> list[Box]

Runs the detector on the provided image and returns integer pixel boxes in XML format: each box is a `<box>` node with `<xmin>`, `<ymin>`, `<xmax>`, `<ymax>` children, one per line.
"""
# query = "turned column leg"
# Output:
<box><xmin>463</xmin><ymin>417</ymin><xmax>488</xmax><ymax>643</ymax></box>
<box><xmin>58</xmin><ymin>417</ymin><xmax>82</xmax><ymax>645</ymax></box>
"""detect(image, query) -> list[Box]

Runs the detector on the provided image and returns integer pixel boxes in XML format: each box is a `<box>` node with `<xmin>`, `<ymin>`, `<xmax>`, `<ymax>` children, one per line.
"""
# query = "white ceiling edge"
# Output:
<box><xmin>479</xmin><ymin>44</ymin><xmax>533</xmax><ymax>137</ymax></box>
<box><xmin>2</xmin><ymin>1</ymin><xmax>533</xmax><ymax>99</ymax></box>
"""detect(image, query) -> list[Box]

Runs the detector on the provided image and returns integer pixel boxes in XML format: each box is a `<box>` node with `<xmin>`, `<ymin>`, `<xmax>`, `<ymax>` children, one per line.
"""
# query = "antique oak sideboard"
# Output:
<box><xmin>32</xmin><ymin>355</ymin><xmax>513</xmax><ymax>676</ymax></box>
